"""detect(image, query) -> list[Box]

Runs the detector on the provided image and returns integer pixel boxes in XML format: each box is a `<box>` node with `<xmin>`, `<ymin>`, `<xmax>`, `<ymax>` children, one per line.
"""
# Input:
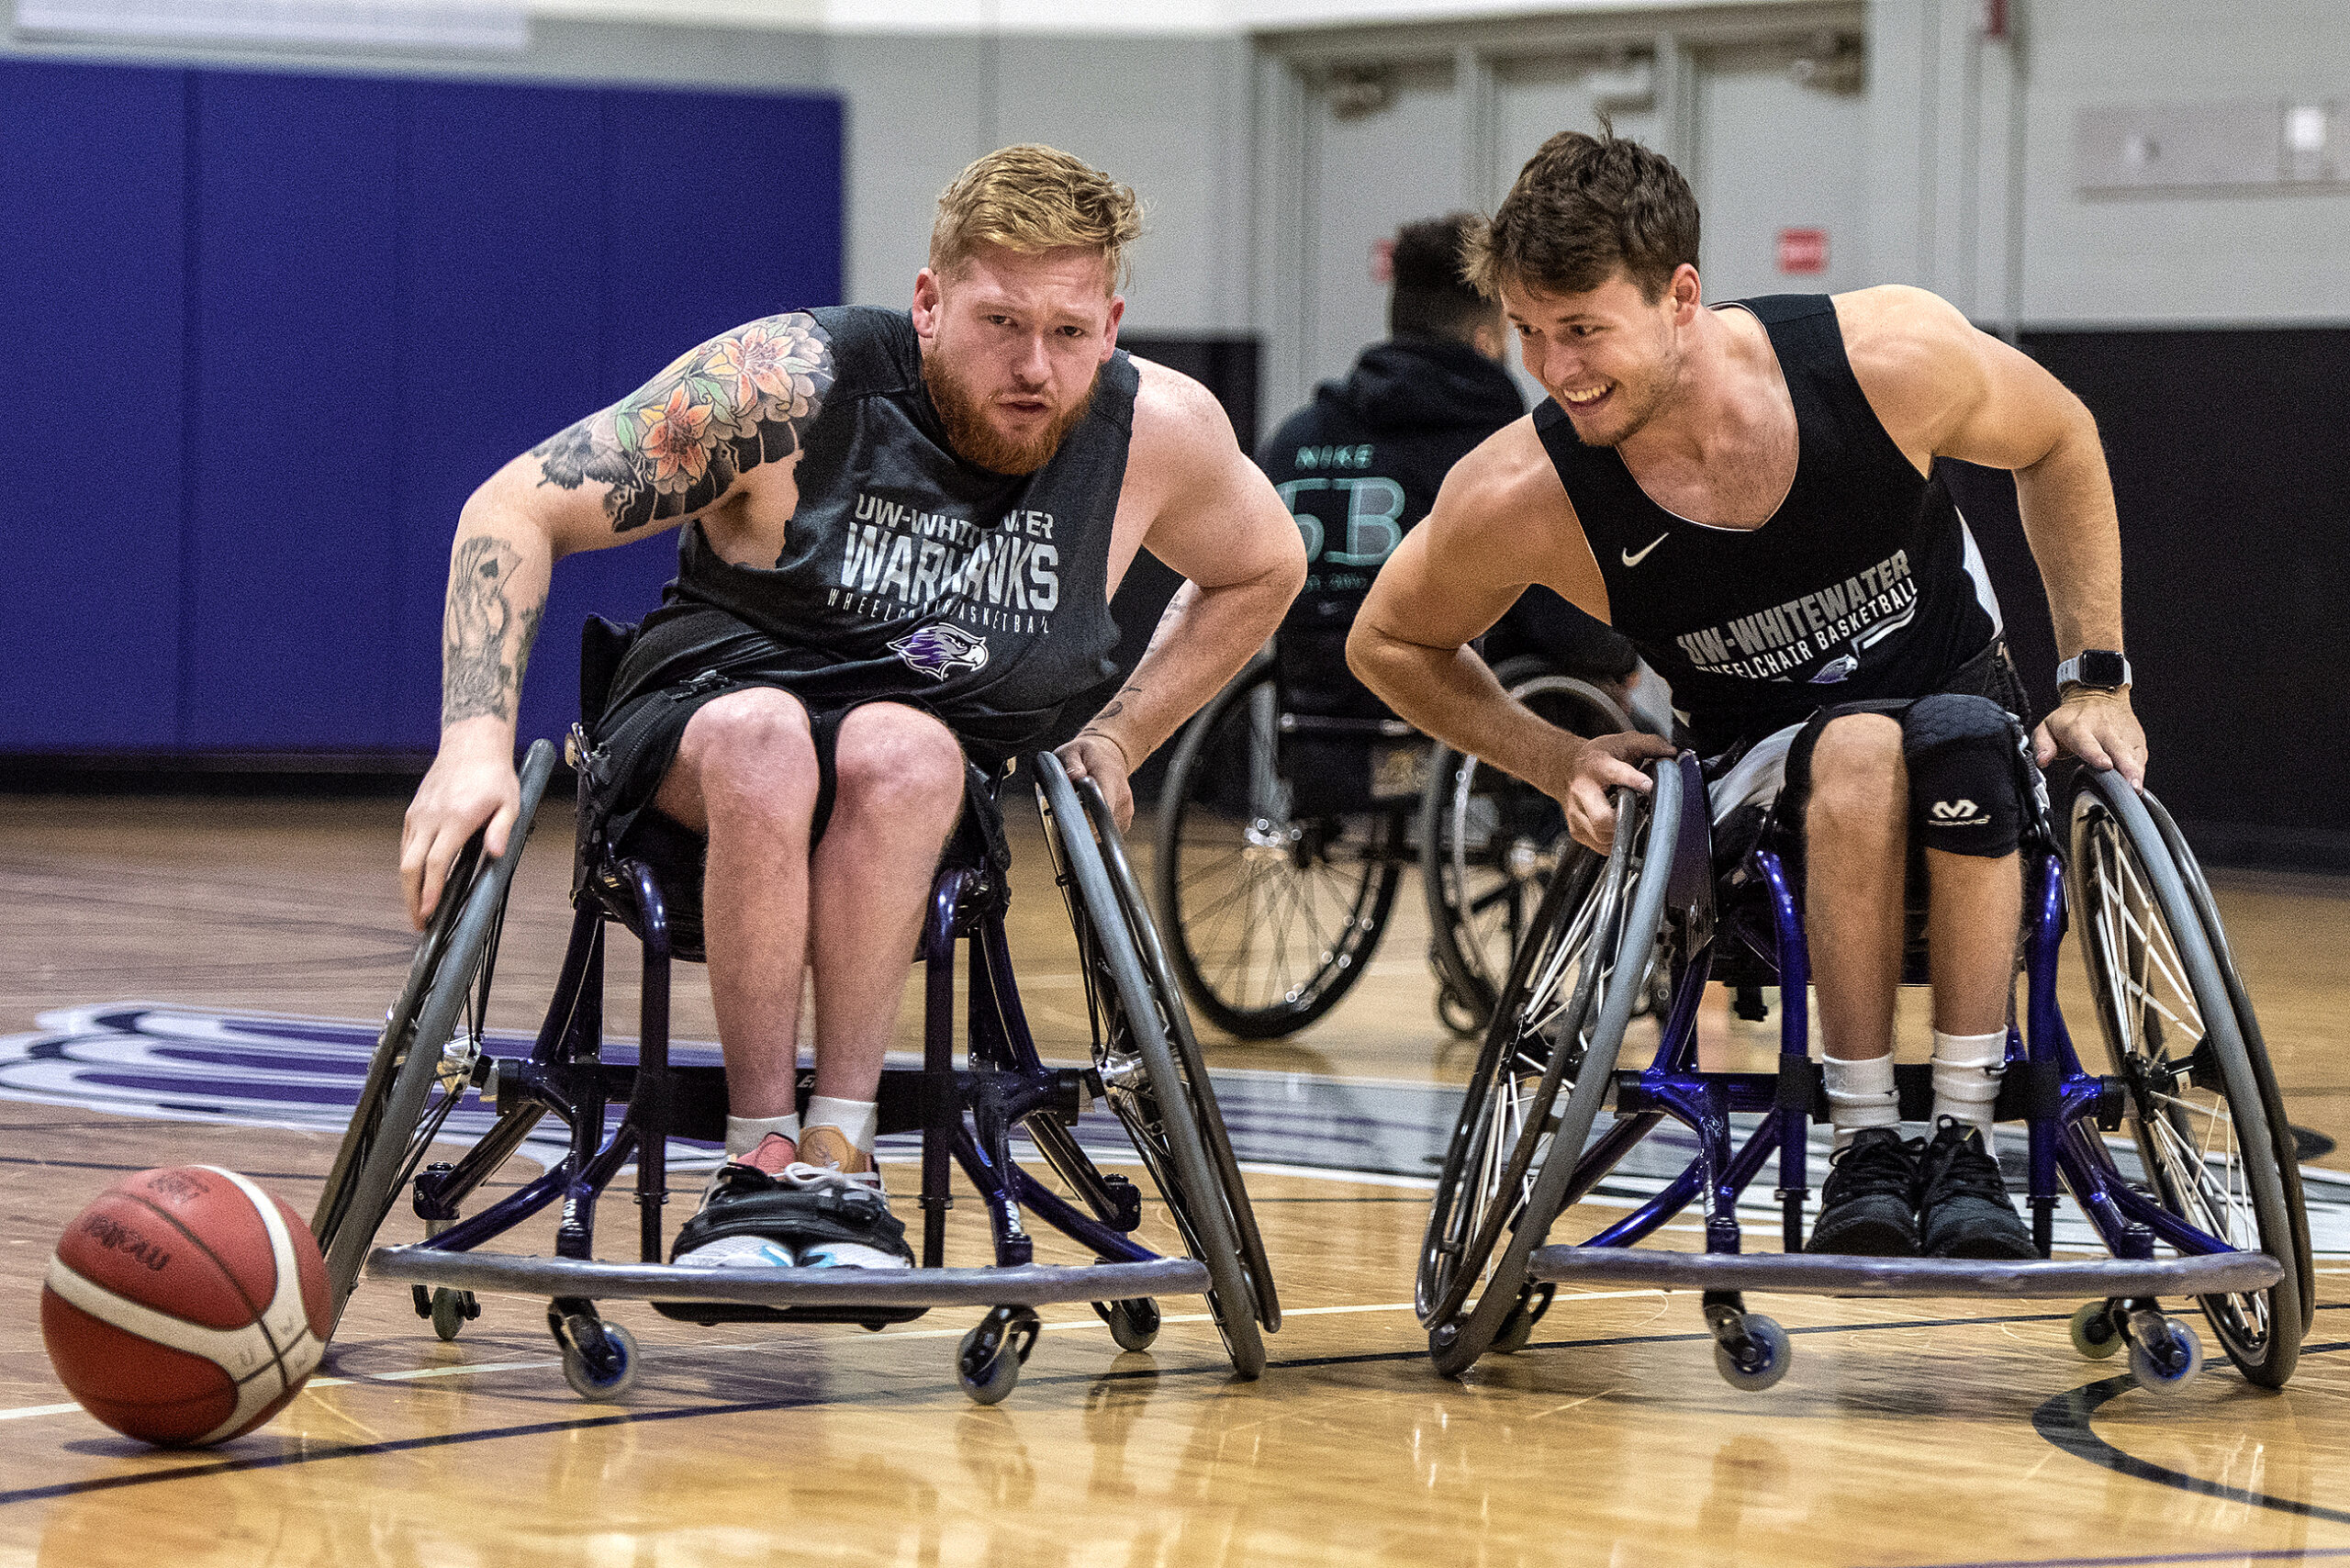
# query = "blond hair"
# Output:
<box><xmin>930</xmin><ymin>144</ymin><xmax>1143</xmax><ymax>291</ymax></box>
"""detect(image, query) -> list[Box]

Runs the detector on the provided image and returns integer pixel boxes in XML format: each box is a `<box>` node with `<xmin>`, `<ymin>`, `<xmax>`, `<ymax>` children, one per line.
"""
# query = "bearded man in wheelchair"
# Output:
<box><xmin>396</xmin><ymin>146</ymin><xmax>1304</xmax><ymax>1274</ymax></box>
<box><xmin>1349</xmin><ymin>129</ymin><xmax>2147</xmax><ymax>1260</ymax></box>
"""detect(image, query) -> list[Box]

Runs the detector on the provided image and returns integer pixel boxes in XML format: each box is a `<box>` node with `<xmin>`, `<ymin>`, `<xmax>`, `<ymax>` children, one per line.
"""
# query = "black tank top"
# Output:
<box><xmin>1535</xmin><ymin>294</ymin><xmax>2002</xmax><ymax>754</ymax></box>
<box><xmin>621</xmin><ymin>306</ymin><xmax>1134</xmax><ymax>764</ymax></box>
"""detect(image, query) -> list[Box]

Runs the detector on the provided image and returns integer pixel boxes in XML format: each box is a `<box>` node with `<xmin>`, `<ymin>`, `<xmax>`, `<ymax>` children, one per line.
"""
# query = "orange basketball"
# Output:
<box><xmin>40</xmin><ymin>1165</ymin><xmax>330</xmax><ymax>1448</ymax></box>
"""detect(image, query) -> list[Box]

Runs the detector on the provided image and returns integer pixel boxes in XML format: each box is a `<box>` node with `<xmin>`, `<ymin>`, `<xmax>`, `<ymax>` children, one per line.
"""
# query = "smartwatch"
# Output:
<box><xmin>2055</xmin><ymin>649</ymin><xmax>2132</xmax><ymax>694</ymax></box>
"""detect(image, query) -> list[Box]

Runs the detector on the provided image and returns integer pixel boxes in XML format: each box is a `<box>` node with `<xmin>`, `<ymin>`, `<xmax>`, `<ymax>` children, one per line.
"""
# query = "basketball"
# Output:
<box><xmin>40</xmin><ymin>1166</ymin><xmax>330</xmax><ymax>1448</ymax></box>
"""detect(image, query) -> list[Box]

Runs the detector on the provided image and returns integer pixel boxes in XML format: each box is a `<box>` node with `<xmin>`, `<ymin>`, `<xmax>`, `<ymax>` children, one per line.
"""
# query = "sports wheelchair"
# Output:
<box><xmin>1152</xmin><ymin>643</ymin><xmax>1635</xmax><ymax>1041</ymax></box>
<box><xmin>310</xmin><ymin>734</ymin><xmax>1278</xmax><ymax>1406</ymax></box>
<box><xmin>1418</xmin><ymin>750</ymin><xmax>2311</xmax><ymax>1395</ymax></box>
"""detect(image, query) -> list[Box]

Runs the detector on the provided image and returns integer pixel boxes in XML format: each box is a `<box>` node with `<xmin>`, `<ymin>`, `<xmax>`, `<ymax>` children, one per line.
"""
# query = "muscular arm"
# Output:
<box><xmin>402</xmin><ymin>312</ymin><xmax>835</xmax><ymax>926</ymax></box>
<box><xmin>1842</xmin><ymin>286</ymin><xmax>2142</xmax><ymax>784</ymax></box>
<box><xmin>1348</xmin><ymin>425</ymin><xmax>1671</xmax><ymax>849</ymax></box>
<box><xmin>1057</xmin><ymin>364</ymin><xmax>1305</xmax><ymax>826</ymax></box>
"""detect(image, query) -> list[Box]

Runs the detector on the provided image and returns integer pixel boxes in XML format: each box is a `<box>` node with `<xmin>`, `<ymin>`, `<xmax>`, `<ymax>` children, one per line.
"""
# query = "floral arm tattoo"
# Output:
<box><xmin>530</xmin><ymin>312</ymin><xmax>836</xmax><ymax>532</ymax></box>
<box><xmin>442</xmin><ymin>536</ymin><xmax>543</xmax><ymax>727</ymax></box>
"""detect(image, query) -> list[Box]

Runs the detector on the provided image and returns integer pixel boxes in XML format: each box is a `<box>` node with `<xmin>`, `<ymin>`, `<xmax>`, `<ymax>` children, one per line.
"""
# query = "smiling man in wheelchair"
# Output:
<box><xmin>398</xmin><ymin>145</ymin><xmax>1304</xmax><ymax>1272</ymax></box>
<box><xmin>1350</xmin><ymin>129</ymin><xmax>2144</xmax><ymax>1260</ymax></box>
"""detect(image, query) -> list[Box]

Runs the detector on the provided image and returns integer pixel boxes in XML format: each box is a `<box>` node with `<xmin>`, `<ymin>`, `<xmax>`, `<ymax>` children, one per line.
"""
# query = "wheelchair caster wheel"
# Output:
<box><xmin>1712</xmin><ymin>1314</ymin><xmax>1791</xmax><ymax>1392</ymax></box>
<box><xmin>1434</xmin><ymin>982</ymin><xmax>1483</xmax><ymax>1039</ymax></box>
<box><xmin>1492</xmin><ymin>1283</ymin><xmax>1556</xmax><ymax>1355</ymax></box>
<box><xmin>2070</xmin><ymin>1300</ymin><xmax>2123</xmax><ymax>1361</ymax></box>
<box><xmin>2126</xmin><ymin>1316</ymin><xmax>2203</xmax><ymax>1395</ymax></box>
<box><xmin>1094</xmin><ymin>1296</ymin><xmax>1160</xmax><ymax>1352</ymax></box>
<box><xmin>554</xmin><ymin>1315</ymin><xmax>641</xmax><ymax>1403</ymax></box>
<box><xmin>430</xmin><ymin>1287</ymin><xmax>479</xmax><ymax>1342</ymax></box>
<box><xmin>958</xmin><ymin>1305</ymin><xmax>1040</xmax><ymax>1406</ymax></box>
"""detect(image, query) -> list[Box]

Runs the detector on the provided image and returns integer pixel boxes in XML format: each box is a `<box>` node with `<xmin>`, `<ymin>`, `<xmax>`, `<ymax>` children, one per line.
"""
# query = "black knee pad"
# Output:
<box><xmin>1901</xmin><ymin>695</ymin><xmax>2021</xmax><ymax>857</ymax></box>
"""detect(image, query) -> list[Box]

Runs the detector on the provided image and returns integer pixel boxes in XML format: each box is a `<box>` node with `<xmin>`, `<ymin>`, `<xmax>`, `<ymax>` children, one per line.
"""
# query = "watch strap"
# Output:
<box><xmin>2056</xmin><ymin>649</ymin><xmax>2132</xmax><ymax>691</ymax></box>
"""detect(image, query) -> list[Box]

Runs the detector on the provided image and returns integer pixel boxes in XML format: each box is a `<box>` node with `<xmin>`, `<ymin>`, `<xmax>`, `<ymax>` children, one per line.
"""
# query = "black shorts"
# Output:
<box><xmin>571</xmin><ymin>613</ymin><xmax>1013</xmax><ymax>921</ymax></box>
<box><xmin>1703</xmin><ymin>640</ymin><xmax>2043</xmax><ymax>879</ymax></box>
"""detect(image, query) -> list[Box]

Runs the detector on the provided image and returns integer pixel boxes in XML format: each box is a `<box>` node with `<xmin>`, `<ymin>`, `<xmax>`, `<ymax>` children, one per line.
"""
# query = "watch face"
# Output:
<box><xmin>2079</xmin><ymin>650</ymin><xmax>2129</xmax><ymax>688</ymax></box>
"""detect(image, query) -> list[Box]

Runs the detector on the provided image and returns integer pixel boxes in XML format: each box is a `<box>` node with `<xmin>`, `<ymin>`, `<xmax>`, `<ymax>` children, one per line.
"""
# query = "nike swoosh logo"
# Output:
<box><xmin>1621</xmin><ymin>532</ymin><xmax>1670</xmax><ymax>567</ymax></box>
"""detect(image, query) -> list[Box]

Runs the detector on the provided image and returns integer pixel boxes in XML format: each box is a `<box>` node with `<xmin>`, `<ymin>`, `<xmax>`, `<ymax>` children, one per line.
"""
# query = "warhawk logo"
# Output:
<box><xmin>1931</xmin><ymin>799</ymin><xmax>1990</xmax><ymax>824</ymax></box>
<box><xmin>889</xmin><ymin>622</ymin><xmax>990</xmax><ymax>681</ymax></box>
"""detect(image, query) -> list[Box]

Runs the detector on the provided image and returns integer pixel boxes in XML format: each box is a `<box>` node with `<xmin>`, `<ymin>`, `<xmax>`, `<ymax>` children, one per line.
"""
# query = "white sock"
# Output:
<box><xmin>804</xmin><ymin>1095</ymin><xmax>878</xmax><ymax>1157</ymax></box>
<box><xmin>1822</xmin><ymin>1052</ymin><xmax>1899</xmax><ymax>1151</ymax></box>
<box><xmin>1931</xmin><ymin>1029</ymin><xmax>2007</xmax><ymax>1136</ymax></box>
<box><xmin>725</xmin><ymin>1112</ymin><xmax>800</xmax><ymax>1159</ymax></box>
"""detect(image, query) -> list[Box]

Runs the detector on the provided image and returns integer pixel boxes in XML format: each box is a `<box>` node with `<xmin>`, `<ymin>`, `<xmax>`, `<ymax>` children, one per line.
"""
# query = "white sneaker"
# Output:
<box><xmin>673</xmin><ymin>1234</ymin><xmax>800</xmax><ymax>1270</ymax></box>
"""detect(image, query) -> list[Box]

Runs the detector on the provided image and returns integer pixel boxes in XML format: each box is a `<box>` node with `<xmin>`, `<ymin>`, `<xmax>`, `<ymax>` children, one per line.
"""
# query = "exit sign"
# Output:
<box><xmin>1777</xmin><ymin>228</ymin><xmax>1829</xmax><ymax>274</ymax></box>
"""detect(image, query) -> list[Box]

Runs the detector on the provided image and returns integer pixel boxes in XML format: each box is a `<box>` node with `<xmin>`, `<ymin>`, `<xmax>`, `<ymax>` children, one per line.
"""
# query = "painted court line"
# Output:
<box><xmin>0</xmin><ymin>1290</ymin><xmax>1682</xmax><ymax>1425</ymax></box>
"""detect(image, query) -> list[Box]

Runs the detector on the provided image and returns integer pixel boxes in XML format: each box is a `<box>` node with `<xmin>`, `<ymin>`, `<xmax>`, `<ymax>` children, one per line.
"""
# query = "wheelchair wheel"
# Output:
<box><xmin>1153</xmin><ymin>665</ymin><xmax>1404</xmax><ymax>1038</ymax></box>
<box><xmin>1417</xmin><ymin>759</ymin><xmax>1684</xmax><ymax>1376</ymax></box>
<box><xmin>2135</xmin><ymin>788</ymin><xmax>2315</xmax><ymax>1333</ymax></box>
<box><xmin>2064</xmin><ymin>766</ymin><xmax>2304</xmax><ymax>1387</ymax></box>
<box><xmin>1421</xmin><ymin>658</ymin><xmax>1630</xmax><ymax>1038</ymax></box>
<box><xmin>312</xmin><ymin>739</ymin><xmax>559</xmax><ymax>1331</ymax></box>
<box><xmin>1039</xmin><ymin>753</ymin><xmax>1270</xmax><ymax>1379</ymax></box>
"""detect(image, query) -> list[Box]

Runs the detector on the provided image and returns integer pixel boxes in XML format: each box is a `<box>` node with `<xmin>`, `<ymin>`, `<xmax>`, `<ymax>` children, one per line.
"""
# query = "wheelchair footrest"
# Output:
<box><xmin>1525</xmin><ymin>1246</ymin><xmax>2282</xmax><ymax>1299</ymax></box>
<box><xmin>369</xmin><ymin>1246</ymin><xmax>1208</xmax><ymax>1309</ymax></box>
<box><xmin>647</xmin><ymin>1301</ymin><xmax>931</xmax><ymax>1328</ymax></box>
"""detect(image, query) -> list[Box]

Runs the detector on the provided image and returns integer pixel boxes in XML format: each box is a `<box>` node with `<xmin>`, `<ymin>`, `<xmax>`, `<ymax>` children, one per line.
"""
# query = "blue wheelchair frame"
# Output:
<box><xmin>1505</xmin><ymin>753</ymin><xmax>2292</xmax><ymax>1389</ymax></box>
<box><xmin>342</xmin><ymin>742</ymin><xmax>1272</xmax><ymax>1403</ymax></box>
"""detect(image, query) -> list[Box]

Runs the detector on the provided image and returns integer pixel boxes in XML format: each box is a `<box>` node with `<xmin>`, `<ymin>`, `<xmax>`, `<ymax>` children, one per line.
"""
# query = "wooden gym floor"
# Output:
<box><xmin>1</xmin><ymin>790</ymin><xmax>2346</xmax><ymax>1568</ymax></box>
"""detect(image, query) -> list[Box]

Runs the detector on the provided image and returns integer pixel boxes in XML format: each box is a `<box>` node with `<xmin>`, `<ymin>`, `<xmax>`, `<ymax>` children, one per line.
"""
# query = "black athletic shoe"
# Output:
<box><xmin>1917</xmin><ymin>1116</ymin><xmax>2037</xmax><ymax>1260</ymax></box>
<box><xmin>1805</xmin><ymin>1126</ymin><xmax>1922</xmax><ymax>1256</ymax></box>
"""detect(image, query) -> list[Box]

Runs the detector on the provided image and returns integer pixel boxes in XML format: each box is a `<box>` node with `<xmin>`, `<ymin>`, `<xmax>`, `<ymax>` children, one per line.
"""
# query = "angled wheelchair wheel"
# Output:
<box><xmin>2065</xmin><ymin>766</ymin><xmax>2304</xmax><ymax>1387</ymax></box>
<box><xmin>1418</xmin><ymin>759</ymin><xmax>1684</xmax><ymax>1376</ymax></box>
<box><xmin>1153</xmin><ymin>665</ymin><xmax>1405</xmax><ymax>1038</ymax></box>
<box><xmin>1421</xmin><ymin>658</ymin><xmax>1630</xmax><ymax>1038</ymax></box>
<box><xmin>2136</xmin><ymin>788</ymin><xmax>2315</xmax><ymax>1334</ymax></box>
<box><xmin>1039</xmin><ymin>753</ymin><xmax>1270</xmax><ymax>1379</ymax></box>
<box><xmin>312</xmin><ymin>739</ymin><xmax>558</xmax><ymax>1331</ymax></box>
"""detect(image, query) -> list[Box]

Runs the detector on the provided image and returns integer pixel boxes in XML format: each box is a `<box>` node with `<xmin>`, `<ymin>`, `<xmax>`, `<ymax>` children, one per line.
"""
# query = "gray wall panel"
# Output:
<box><xmin>2020</xmin><ymin>0</ymin><xmax>2350</xmax><ymax>324</ymax></box>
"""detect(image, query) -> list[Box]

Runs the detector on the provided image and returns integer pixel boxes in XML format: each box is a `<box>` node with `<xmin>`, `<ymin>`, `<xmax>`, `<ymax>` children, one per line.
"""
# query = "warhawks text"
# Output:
<box><xmin>828</xmin><ymin>493</ymin><xmax>1060</xmax><ymax>634</ymax></box>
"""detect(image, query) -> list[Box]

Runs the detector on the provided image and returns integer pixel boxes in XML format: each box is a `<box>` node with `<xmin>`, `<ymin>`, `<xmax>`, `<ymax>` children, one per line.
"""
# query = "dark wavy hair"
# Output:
<box><xmin>1387</xmin><ymin>213</ymin><xmax>1494</xmax><ymax>341</ymax></box>
<box><xmin>1466</xmin><ymin>126</ymin><xmax>1699</xmax><ymax>303</ymax></box>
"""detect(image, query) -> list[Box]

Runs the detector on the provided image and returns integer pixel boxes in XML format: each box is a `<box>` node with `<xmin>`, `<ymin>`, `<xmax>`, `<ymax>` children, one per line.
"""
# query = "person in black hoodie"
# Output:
<box><xmin>1259</xmin><ymin>214</ymin><xmax>1636</xmax><ymax>741</ymax></box>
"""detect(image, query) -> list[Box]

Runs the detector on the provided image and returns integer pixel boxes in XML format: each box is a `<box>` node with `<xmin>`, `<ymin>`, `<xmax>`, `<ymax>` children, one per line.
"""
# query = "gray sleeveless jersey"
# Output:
<box><xmin>607</xmin><ymin>306</ymin><xmax>1136</xmax><ymax>764</ymax></box>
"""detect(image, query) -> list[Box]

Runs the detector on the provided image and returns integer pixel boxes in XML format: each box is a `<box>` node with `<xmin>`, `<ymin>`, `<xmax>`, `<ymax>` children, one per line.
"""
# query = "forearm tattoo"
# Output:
<box><xmin>442</xmin><ymin>535</ymin><xmax>542</xmax><ymax>727</ymax></box>
<box><xmin>530</xmin><ymin>313</ymin><xmax>835</xmax><ymax>532</ymax></box>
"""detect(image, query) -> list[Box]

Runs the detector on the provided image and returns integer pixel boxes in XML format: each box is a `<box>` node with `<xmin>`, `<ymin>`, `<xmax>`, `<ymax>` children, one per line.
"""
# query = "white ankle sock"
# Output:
<box><xmin>1931</xmin><ymin>1029</ymin><xmax>2007</xmax><ymax>1136</ymax></box>
<box><xmin>1822</xmin><ymin>1053</ymin><xmax>1899</xmax><ymax>1151</ymax></box>
<box><xmin>725</xmin><ymin>1112</ymin><xmax>800</xmax><ymax>1159</ymax></box>
<box><xmin>804</xmin><ymin>1095</ymin><xmax>878</xmax><ymax>1157</ymax></box>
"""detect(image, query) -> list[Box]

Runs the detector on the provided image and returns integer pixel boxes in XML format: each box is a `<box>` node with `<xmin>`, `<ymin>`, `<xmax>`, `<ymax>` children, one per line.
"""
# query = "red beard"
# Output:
<box><xmin>924</xmin><ymin>353</ymin><xmax>1100</xmax><ymax>476</ymax></box>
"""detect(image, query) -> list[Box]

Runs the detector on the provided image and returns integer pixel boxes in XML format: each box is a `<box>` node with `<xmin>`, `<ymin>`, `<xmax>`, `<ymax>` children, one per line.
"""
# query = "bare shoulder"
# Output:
<box><xmin>1433</xmin><ymin>416</ymin><xmax>1574</xmax><ymax>537</ymax></box>
<box><xmin>1126</xmin><ymin>353</ymin><xmax>1240</xmax><ymax>465</ymax></box>
<box><xmin>1831</xmin><ymin>285</ymin><xmax>1994</xmax><ymax>454</ymax></box>
<box><xmin>1832</xmin><ymin>285</ymin><xmax>1984</xmax><ymax>386</ymax></box>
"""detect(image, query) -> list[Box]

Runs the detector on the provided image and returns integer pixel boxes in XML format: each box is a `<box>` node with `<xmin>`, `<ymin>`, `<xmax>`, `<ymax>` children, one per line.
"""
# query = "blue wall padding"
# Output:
<box><xmin>397</xmin><ymin>80</ymin><xmax>609</xmax><ymax>756</ymax></box>
<box><xmin>0</xmin><ymin>62</ymin><xmax>190</xmax><ymax>748</ymax></box>
<box><xmin>187</xmin><ymin>72</ymin><xmax>406</xmax><ymax>748</ymax></box>
<box><xmin>0</xmin><ymin>60</ymin><xmax>845</xmax><ymax>756</ymax></box>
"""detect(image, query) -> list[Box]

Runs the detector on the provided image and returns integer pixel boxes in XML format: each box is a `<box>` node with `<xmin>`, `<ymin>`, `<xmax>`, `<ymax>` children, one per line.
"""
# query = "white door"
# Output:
<box><xmin>1692</xmin><ymin>40</ymin><xmax>1868</xmax><ymax>304</ymax></box>
<box><xmin>1301</xmin><ymin>58</ymin><xmax>1462</xmax><ymax>395</ymax></box>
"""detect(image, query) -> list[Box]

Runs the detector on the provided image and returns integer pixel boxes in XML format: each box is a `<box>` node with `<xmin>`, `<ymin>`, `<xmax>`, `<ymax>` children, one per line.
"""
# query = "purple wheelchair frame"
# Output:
<box><xmin>1524</xmin><ymin>753</ymin><xmax>2284</xmax><ymax>1381</ymax></box>
<box><xmin>366</xmin><ymin>760</ymin><xmax>1227</xmax><ymax>1397</ymax></box>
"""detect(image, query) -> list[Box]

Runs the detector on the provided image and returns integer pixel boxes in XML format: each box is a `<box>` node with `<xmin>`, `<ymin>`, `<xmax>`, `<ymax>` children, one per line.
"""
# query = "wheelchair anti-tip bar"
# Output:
<box><xmin>367</xmin><ymin>1246</ymin><xmax>1211</xmax><ymax>1309</ymax></box>
<box><xmin>1525</xmin><ymin>1246</ymin><xmax>2281</xmax><ymax>1300</ymax></box>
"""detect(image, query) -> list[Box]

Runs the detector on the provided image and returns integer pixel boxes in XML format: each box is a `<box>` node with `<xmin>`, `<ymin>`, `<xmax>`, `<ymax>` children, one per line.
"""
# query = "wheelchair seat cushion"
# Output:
<box><xmin>670</xmin><ymin>1166</ymin><xmax>912</xmax><ymax>1268</ymax></box>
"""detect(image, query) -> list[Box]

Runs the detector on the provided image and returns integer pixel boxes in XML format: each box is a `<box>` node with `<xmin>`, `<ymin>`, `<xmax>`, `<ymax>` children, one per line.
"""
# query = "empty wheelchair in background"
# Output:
<box><xmin>1418</xmin><ymin>750</ymin><xmax>2310</xmax><ymax>1394</ymax></box>
<box><xmin>313</xmin><ymin>734</ymin><xmax>1277</xmax><ymax>1406</ymax></box>
<box><xmin>1152</xmin><ymin>623</ymin><xmax>1645</xmax><ymax>1041</ymax></box>
<box><xmin>1418</xmin><ymin>656</ymin><xmax>1634</xmax><ymax>1038</ymax></box>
